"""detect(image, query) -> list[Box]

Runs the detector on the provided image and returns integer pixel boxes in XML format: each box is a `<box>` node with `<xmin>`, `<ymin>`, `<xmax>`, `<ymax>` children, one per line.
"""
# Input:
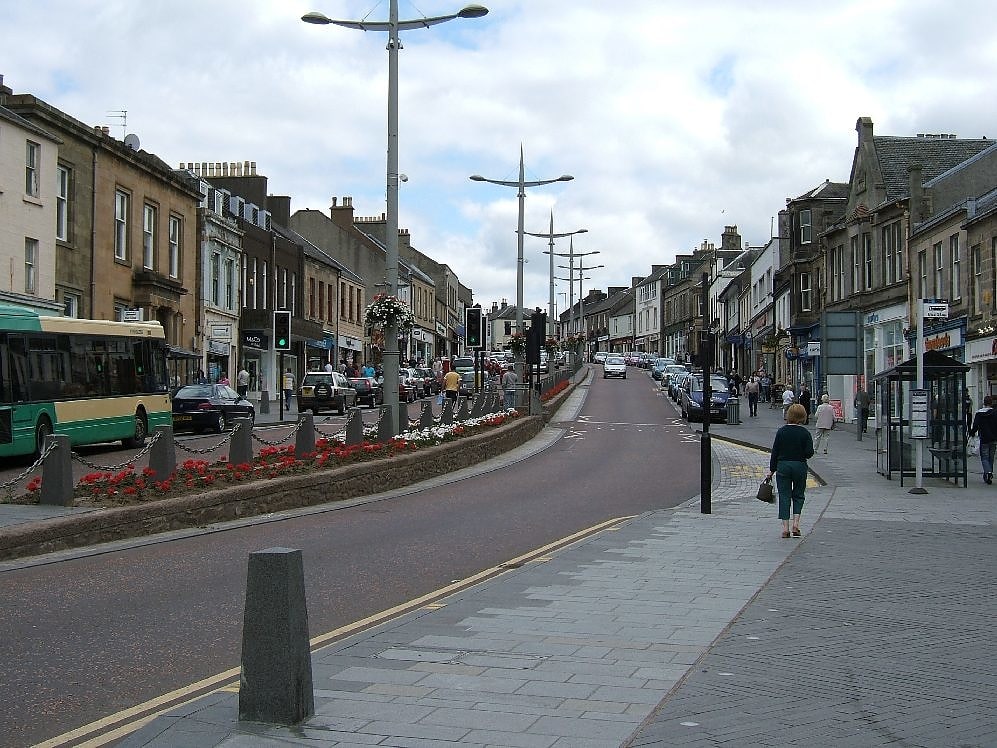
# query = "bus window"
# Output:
<box><xmin>7</xmin><ymin>336</ymin><xmax>28</xmax><ymax>402</ymax></box>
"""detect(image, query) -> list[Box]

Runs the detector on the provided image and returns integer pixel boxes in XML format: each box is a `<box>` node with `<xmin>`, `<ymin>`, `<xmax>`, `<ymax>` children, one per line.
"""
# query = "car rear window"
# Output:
<box><xmin>606</xmin><ymin>357</ymin><xmax>625</xmax><ymax>365</ymax></box>
<box><xmin>302</xmin><ymin>374</ymin><xmax>333</xmax><ymax>386</ymax></box>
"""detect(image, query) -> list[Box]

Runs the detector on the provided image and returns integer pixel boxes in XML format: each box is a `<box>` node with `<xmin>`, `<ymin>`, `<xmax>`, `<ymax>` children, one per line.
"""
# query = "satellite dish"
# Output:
<box><xmin>124</xmin><ymin>133</ymin><xmax>141</xmax><ymax>150</ymax></box>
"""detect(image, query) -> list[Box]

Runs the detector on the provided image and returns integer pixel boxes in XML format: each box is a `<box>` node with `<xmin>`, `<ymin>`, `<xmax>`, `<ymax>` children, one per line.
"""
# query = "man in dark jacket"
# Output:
<box><xmin>969</xmin><ymin>395</ymin><xmax>997</xmax><ymax>484</ymax></box>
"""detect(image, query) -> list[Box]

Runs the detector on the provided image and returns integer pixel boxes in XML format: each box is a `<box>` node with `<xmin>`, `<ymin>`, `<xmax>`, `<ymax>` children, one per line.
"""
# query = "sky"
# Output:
<box><xmin>3</xmin><ymin>0</ymin><xmax>995</xmax><ymax>318</ymax></box>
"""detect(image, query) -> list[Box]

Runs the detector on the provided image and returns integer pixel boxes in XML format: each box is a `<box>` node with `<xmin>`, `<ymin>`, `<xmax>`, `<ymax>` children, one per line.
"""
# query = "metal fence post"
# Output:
<box><xmin>377</xmin><ymin>406</ymin><xmax>393</xmax><ymax>442</ymax></box>
<box><xmin>148</xmin><ymin>426</ymin><xmax>176</xmax><ymax>481</ymax></box>
<box><xmin>441</xmin><ymin>399</ymin><xmax>456</xmax><ymax>425</ymax></box>
<box><xmin>419</xmin><ymin>401</ymin><xmax>434</xmax><ymax>429</ymax></box>
<box><xmin>295</xmin><ymin>413</ymin><xmax>315</xmax><ymax>456</ymax></box>
<box><xmin>229</xmin><ymin>419</ymin><xmax>253</xmax><ymax>466</ymax></box>
<box><xmin>345</xmin><ymin>408</ymin><xmax>364</xmax><ymax>445</ymax></box>
<box><xmin>39</xmin><ymin>434</ymin><xmax>73</xmax><ymax>507</ymax></box>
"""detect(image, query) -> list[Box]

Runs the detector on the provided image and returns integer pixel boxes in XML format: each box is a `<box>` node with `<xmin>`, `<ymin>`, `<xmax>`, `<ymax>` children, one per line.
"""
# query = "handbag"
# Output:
<box><xmin>756</xmin><ymin>476</ymin><xmax>775</xmax><ymax>503</ymax></box>
<box><xmin>968</xmin><ymin>435</ymin><xmax>979</xmax><ymax>456</ymax></box>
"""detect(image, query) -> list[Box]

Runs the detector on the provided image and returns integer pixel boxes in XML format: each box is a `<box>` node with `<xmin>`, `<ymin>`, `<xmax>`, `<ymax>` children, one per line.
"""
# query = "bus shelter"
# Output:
<box><xmin>873</xmin><ymin>350</ymin><xmax>968</xmax><ymax>486</ymax></box>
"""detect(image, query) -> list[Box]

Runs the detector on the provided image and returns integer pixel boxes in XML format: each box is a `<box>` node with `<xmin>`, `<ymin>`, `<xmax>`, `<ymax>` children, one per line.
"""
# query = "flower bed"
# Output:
<box><xmin>18</xmin><ymin>411</ymin><xmax>520</xmax><ymax>508</ymax></box>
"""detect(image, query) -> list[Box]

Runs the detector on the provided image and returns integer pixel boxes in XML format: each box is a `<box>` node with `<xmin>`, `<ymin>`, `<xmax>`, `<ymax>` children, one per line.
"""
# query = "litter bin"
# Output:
<box><xmin>725</xmin><ymin>396</ymin><xmax>741</xmax><ymax>425</ymax></box>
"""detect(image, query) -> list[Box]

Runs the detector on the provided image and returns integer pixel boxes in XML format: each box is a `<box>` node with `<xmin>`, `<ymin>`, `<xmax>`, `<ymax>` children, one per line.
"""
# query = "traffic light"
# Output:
<box><xmin>465</xmin><ymin>306</ymin><xmax>483</xmax><ymax>349</ymax></box>
<box><xmin>274</xmin><ymin>310</ymin><xmax>291</xmax><ymax>351</ymax></box>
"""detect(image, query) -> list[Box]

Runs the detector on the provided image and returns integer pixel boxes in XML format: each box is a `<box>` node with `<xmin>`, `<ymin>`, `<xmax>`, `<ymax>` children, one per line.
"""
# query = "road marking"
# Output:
<box><xmin>37</xmin><ymin>515</ymin><xmax>635</xmax><ymax>748</ymax></box>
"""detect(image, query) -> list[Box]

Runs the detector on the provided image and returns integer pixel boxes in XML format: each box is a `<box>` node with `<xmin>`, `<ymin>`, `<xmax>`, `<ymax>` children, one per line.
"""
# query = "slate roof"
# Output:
<box><xmin>275</xmin><ymin>223</ymin><xmax>365</xmax><ymax>285</ymax></box>
<box><xmin>874</xmin><ymin>135</ymin><xmax>993</xmax><ymax>204</ymax></box>
<box><xmin>791</xmin><ymin>180</ymin><xmax>849</xmax><ymax>202</ymax></box>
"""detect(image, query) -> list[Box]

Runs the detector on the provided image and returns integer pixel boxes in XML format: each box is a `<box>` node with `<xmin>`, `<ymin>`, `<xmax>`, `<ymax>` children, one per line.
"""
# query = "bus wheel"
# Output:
<box><xmin>123</xmin><ymin>410</ymin><xmax>148</xmax><ymax>448</ymax></box>
<box><xmin>34</xmin><ymin>417</ymin><xmax>53</xmax><ymax>459</ymax></box>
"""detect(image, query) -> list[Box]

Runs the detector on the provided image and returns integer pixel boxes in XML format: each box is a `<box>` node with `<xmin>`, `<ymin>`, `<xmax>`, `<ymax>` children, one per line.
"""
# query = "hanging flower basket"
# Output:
<box><xmin>364</xmin><ymin>294</ymin><xmax>415</xmax><ymax>334</ymax></box>
<box><xmin>508</xmin><ymin>332</ymin><xmax>527</xmax><ymax>357</ymax></box>
<box><xmin>544</xmin><ymin>337</ymin><xmax>560</xmax><ymax>358</ymax></box>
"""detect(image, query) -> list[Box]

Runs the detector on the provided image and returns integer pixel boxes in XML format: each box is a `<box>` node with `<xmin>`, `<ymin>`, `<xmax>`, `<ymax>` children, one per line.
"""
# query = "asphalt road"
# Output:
<box><xmin>0</xmin><ymin>368</ymin><xmax>700</xmax><ymax>747</ymax></box>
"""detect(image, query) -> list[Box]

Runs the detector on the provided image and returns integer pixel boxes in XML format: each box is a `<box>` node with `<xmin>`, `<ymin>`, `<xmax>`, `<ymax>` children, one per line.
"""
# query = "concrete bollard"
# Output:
<box><xmin>229</xmin><ymin>418</ymin><xmax>253</xmax><ymax>466</ymax></box>
<box><xmin>419</xmin><ymin>401</ymin><xmax>434</xmax><ymax>429</ymax></box>
<box><xmin>377</xmin><ymin>406</ymin><xmax>393</xmax><ymax>442</ymax></box>
<box><xmin>148</xmin><ymin>425</ymin><xmax>176</xmax><ymax>482</ymax></box>
<box><xmin>239</xmin><ymin>547</ymin><xmax>314</xmax><ymax>725</ymax></box>
<box><xmin>295</xmin><ymin>413</ymin><xmax>315</xmax><ymax>455</ymax></box>
<box><xmin>260</xmin><ymin>389</ymin><xmax>270</xmax><ymax>415</ymax></box>
<box><xmin>39</xmin><ymin>434</ymin><xmax>73</xmax><ymax>507</ymax></box>
<box><xmin>457</xmin><ymin>397</ymin><xmax>471</xmax><ymax>421</ymax></box>
<box><xmin>441</xmin><ymin>398</ymin><xmax>456</xmax><ymax>425</ymax></box>
<box><xmin>345</xmin><ymin>407</ymin><xmax>364</xmax><ymax>445</ymax></box>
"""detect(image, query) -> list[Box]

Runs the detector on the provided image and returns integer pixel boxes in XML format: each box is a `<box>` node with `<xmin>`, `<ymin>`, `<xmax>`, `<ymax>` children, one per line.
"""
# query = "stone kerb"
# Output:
<box><xmin>0</xmin><ymin>414</ymin><xmax>544</xmax><ymax>562</ymax></box>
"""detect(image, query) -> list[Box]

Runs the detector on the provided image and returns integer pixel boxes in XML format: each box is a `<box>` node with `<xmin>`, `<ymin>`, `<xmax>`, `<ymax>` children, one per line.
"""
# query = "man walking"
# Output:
<box><xmin>236</xmin><ymin>366</ymin><xmax>250</xmax><ymax>399</ymax></box>
<box><xmin>745</xmin><ymin>376</ymin><xmax>760</xmax><ymax>417</ymax></box>
<box><xmin>854</xmin><ymin>386</ymin><xmax>871</xmax><ymax>433</ymax></box>
<box><xmin>443</xmin><ymin>367</ymin><xmax>461</xmax><ymax>404</ymax></box>
<box><xmin>969</xmin><ymin>395</ymin><xmax>997</xmax><ymax>484</ymax></box>
<box><xmin>282</xmin><ymin>368</ymin><xmax>295</xmax><ymax>410</ymax></box>
<box><xmin>813</xmin><ymin>394</ymin><xmax>836</xmax><ymax>455</ymax></box>
<box><xmin>501</xmin><ymin>365</ymin><xmax>519</xmax><ymax>409</ymax></box>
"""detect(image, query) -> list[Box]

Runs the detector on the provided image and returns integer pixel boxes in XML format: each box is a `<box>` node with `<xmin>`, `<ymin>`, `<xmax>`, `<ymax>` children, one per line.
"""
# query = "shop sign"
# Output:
<box><xmin>965</xmin><ymin>336</ymin><xmax>997</xmax><ymax>363</ymax></box>
<box><xmin>807</xmin><ymin>341</ymin><xmax>821</xmax><ymax>357</ymax></box>
<box><xmin>411</xmin><ymin>329</ymin><xmax>423</xmax><ymax>340</ymax></box>
<box><xmin>242</xmin><ymin>331</ymin><xmax>267</xmax><ymax>349</ymax></box>
<box><xmin>207</xmin><ymin>339</ymin><xmax>228</xmax><ymax>355</ymax></box>
<box><xmin>924</xmin><ymin>327</ymin><xmax>962</xmax><ymax>352</ymax></box>
<box><xmin>210</xmin><ymin>323</ymin><xmax>232</xmax><ymax>340</ymax></box>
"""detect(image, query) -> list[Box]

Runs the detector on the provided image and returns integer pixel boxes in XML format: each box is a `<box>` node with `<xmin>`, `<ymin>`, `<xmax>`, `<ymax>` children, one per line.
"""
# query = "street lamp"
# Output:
<box><xmin>303</xmin><ymin>2</ymin><xmax>487</xmax><ymax>436</ymax></box>
<box><xmin>525</xmin><ymin>210</ymin><xmax>586</xmax><ymax>338</ymax></box>
<box><xmin>551</xmin><ymin>241</ymin><xmax>599</xmax><ymax>338</ymax></box>
<box><xmin>559</xmin><ymin>260</ymin><xmax>603</xmax><ymax>358</ymax></box>
<box><xmin>470</xmin><ymin>146</ymin><xmax>573</xmax><ymax>338</ymax></box>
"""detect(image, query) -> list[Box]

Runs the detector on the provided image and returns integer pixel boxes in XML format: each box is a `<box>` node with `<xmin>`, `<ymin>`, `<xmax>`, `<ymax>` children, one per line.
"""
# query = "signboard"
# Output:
<box><xmin>830</xmin><ymin>399</ymin><xmax>844</xmax><ymax>421</ymax></box>
<box><xmin>807</xmin><ymin>341</ymin><xmax>821</xmax><ymax>357</ymax></box>
<box><xmin>923</xmin><ymin>301</ymin><xmax>949</xmax><ymax>319</ymax></box>
<box><xmin>910</xmin><ymin>389</ymin><xmax>929</xmax><ymax>439</ymax></box>
<box><xmin>242</xmin><ymin>331</ymin><xmax>267</xmax><ymax>349</ymax></box>
<box><xmin>122</xmin><ymin>308</ymin><xmax>144</xmax><ymax>322</ymax></box>
<box><xmin>210</xmin><ymin>323</ymin><xmax>232</xmax><ymax>340</ymax></box>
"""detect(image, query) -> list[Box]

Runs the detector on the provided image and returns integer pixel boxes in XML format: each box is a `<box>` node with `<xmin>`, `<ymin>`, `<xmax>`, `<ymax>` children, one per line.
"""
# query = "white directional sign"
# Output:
<box><xmin>923</xmin><ymin>301</ymin><xmax>949</xmax><ymax>319</ymax></box>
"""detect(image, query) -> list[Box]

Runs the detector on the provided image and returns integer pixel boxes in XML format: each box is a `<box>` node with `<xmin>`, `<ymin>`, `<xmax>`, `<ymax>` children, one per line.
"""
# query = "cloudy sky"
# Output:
<box><xmin>3</xmin><ymin>0</ymin><xmax>994</xmax><ymax>316</ymax></box>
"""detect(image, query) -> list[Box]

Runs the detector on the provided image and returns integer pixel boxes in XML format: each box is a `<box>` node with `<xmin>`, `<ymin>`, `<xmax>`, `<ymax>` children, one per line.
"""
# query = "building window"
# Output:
<box><xmin>113</xmin><ymin>301</ymin><xmax>127</xmax><ymax>321</ymax></box>
<box><xmin>280</xmin><ymin>268</ymin><xmax>288</xmax><ymax>310</ymax></box>
<box><xmin>308</xmin><ymin>277</ymin><xmax>316</xmax><ymax>318</ymax></box>
<box><xmin>341</xmin><ymin>282</ymin><xmax>348</xmax><ymax>318</ymax></box>
<box><xmin>918</xmin><ymin>250</ymin><xmax>927</xmax><ymax>301</ymax></box>
<box><xmin>251</xmin><ymin>258</ymin><xmax>258</xmax><ymax>310</ymax></box>
<box><xmin>851</xmin><ymin>235</ymin><xmax>860</xmax><ymax>293</ymax></box>
<box><xmin>210</xmin><ymin>253</ymin><xmax>220</xmax><ymax>306</ymax></box>
<box><xmin>25</xmin><ymin>238</ymin><xmax>38</xmax><ymax>294</ymax></box>
<box><xmin>882</xmin><ymin>221</ymin><xmax>902</xmax><ymax>285</ymax></box>
<box><xmin>262</xmin><ymin>261</ymin><xmax>268</xmax><ymax>310</ymax></box>
<box><xmin>327</xmin><ymin>284</ymin><xmax>334</xmax><ymax>321</ymax></box>
<box><xmin>25</xmin><ymin>141</ymin><xmax>40</xmax><ymax>196</ymax></box>
<box><xmin>290</xmin><ymin>273</ymin><xmax>296</xmax><ymax>315</ymax></box>
<box><xmin>318</xmin><ymin>281</ymin><xmax>325</xmax><ymax>321</ymax></box>
<box><xmin>114</xmin><ymin>190</ymin><xmax>129</xmax><ymax>260</ymax></box>
<box><xmin>950</xmin><ymin>234</ymin><xmax>961</xmax><ymax>301</ymax></box>
<box><xmin>224</xmin><ymin>258</ymin><xmax>235</xmax><ymax>310</ymax></box>
<box><xmin>971</xmin><ymin>243</ymin><xmax>981</xmax><ymax>315</ymax></box>
<box><xmin>168</xmin><ymin>215</ymin><xmax>180</xmax><ymax>278</ymax></box>
<box><xmin>884</xmin><ymin>320</ymin><xmax>904</xmax><ymax>371</ymax></box>
<box><xmin>143</xmin><ymin>204</ymin><xmax>156</xmax><ymax>270</ymax></box>
<box><xmin>799</xmin><ymin>209</ymin><xmax>812</xmax><ymax>244</ymax></box>
<box><xmin>56</xmin><ymin>165</ymin><xmax>70</xmax><ymax>241</ymax></box>
<box><xmin>933</xmin><ymin>242</ymin><xmax>944</xmax><ymax>297</ymax></box>
<box><xmin>862</xmin><ymin>233</ymin><xmax>873</xmax><ymax>290</ymax></box>
<box><xmin>63</xmin><ymin>291</ymin><xmax>81</xmax><ymax>318</ymax></box>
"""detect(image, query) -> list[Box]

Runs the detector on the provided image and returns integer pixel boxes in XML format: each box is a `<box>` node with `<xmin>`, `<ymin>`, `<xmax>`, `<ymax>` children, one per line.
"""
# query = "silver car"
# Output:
<box><xmin>603</xmin><ymin>355</ymin><xmax>627</xmax><ymax>379</ymax></box>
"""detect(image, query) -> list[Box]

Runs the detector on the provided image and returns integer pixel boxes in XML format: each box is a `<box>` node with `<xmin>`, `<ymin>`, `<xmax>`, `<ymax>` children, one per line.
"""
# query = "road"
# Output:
<box><xmin>0</xmin><ymin>367</ymin><xmax>700</xmax><ymax>747</ymax></box>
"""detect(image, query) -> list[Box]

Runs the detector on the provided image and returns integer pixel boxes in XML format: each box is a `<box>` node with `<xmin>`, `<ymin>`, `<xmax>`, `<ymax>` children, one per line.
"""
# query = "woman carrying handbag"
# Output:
<box><xmin>767</xmin><ymin>403</ymin><xmax>815</xmax><ymax>539</ymax></box>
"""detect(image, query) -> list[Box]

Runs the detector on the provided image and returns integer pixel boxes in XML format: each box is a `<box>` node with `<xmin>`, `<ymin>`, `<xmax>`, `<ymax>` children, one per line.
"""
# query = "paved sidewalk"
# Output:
<box><xmin>39</xmin><ymin>372</ymin><xmax>997</xmax><ymax>746</ymax></box>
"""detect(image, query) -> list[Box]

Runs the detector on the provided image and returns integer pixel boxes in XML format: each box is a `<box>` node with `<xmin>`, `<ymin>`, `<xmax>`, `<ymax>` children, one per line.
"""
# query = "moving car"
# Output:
<box><xmin>297</xmin><ymin>371</ymin><xmax>357</xmax><ymax>415</ymax></box>
<box><xmin>416</xmin><ymin>367</ymin><xmax>439</xmax><ymax>395</ymax></box>
<box><xmin>593</xmin><ymin>351</ymin><xmax>609</xmax><ymax>364</ymax></box>
<box><xmin>349</xmin><ymin>377</ymin><xmax>383</xmax><ymax>408</ymax></box>
<box><xmin>680</xmin><ymin>374</ymin><xmax>731</xmax><ymax>423</ymax></box>
<box><xmin>603</xmin><ymin>355</ymin><xmax>627</xmax><ymax>379</ymax></box>
<box><xmin>172</xmin><ymin>383</ymin><xmax>255</xmax><ymax>433</ymax></box>
<box><xmin>458</xmin><ymin>370</ymin><xmax>477</xmax><ymax>397</ymax></box>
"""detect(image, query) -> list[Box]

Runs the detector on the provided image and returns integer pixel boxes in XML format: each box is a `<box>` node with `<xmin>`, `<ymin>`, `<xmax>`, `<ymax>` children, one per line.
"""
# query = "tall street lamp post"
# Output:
<box><xmin>470</xmin><ymin>146</ymin><xmax>573</xmax><ymax>338</ymax></box>
<box><xmin>559</xmin><ymin>260</ymin><xmax>603</xmax><ymax>359</ymax></box>
<box><xmin>525</xmin><ymin>210</ymin><xmax>586</xmax><ymax>339</ymax></box>
<box><xmin>552</xmin><ymin>241</ymin><xmax>599</xmax><ymax>337</ymax></box>
<box><xmin>303</xmin><ymin>2</ymin><xmax>487</xmax><ymax>436</ymax></box>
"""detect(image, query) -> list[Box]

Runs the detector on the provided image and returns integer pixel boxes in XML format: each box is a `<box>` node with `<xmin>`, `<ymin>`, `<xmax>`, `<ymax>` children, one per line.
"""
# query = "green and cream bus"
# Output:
<box><xmin>0</xmin><ymin>305</ymin><xmax>172</xmax><ymax>458</ymax></box>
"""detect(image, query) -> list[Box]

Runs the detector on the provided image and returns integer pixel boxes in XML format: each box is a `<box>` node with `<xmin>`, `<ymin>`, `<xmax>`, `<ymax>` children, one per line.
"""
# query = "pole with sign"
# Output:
<box><xmin>911</xmin><ymin>299</ymin><xmax>947</xmax><ymax>494</ymax></box>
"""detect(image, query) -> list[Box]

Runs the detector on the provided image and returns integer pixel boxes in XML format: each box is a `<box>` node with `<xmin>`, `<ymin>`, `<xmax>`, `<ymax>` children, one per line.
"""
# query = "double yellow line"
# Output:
<box><xmin>35</xmin><ymin>515</ymin><xmax>632</xmax><ymax>747</ymax></box>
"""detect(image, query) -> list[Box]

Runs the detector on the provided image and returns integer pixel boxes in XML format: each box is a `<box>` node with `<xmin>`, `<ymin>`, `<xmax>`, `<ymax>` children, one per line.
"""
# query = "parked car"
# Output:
<box><xmin>397</xmin><ymin>372</ymin><xmax>418</xmax><ymax>403</ymax></box>
<box><xmin>603</xmin><ymin>355</ymin><xmax>627</xmax><ymax>379</ymax></box>
<box><xmin>660</xmin><ymin>364</ymin><xmax>689</xmax><ymax>390</ymax></box>
<box><xmin>680</xmin><ymin>374</ymin><xmax>731</xmax><ymax>423</ymax></box>
<box><xmin>593</xmin><ymin>351</ymin><xmax>609</xmax><ymax>364</ymax></box>
<box><xmin>669</xmin><ymin>370</ymin><xmax>692</xmax><ymax>401</ymax></box>
<box><xmin>458</xmin><ymin>370</ymin><xmax>477</xmax><ymax>397</ymax></box>
<box><xmin>403</xmin><ymin>367</ymin><xmax>428</xmax><ymax>398</ymax></box>
<box><xmin>650</xmin><ymin>358</ymin><xmax>673</xmax><ymax>380</ymax></box>
<box><xmin>297</xmin><ymin>371</ymin><xmax>357</xmax><ymax>415</ymax></box>
<box><xmin>451</xmin><ymin>356</ymin><xmax>476</xmax><ymax>374</ymax></box>
<box><xmin>349</xmin><ymin>377</ymin><xmax>383</xmax><ymax>408</ymax></box>
<box><xmin>172</xmin><ymin>383</ymin><xmax>255</xmax><ymax>433</ymax></box>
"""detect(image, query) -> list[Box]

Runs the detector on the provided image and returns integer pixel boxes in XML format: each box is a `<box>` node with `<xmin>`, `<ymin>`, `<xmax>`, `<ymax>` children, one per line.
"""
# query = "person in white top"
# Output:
<box><xmin>812</xmin><ymin>394</ymin><xmax>836</xmax><ymax>454</ymax></box>
<box><xmin>782</xmin><ymin>385</ymin><xmax>796</xmax><ymax>420</ymax></box>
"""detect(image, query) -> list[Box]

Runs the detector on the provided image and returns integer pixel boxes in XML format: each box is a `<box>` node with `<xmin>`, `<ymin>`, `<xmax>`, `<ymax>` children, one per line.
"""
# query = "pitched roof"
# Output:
<box><xmin>791</xmin><ymin>180</ymin><xmax>849</xmax><ymax>202</ymax></box>
<box><xmin>874</xmin><ymin>135</ymin><xmax>993</xmax><ymax>203</ymax></box>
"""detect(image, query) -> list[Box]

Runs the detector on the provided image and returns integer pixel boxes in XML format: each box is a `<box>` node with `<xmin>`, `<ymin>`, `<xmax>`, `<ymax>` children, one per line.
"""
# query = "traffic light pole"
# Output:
<box><xmin>278</xmin><ymin>351</ymin><xmax>285</xmax><ymax>421</ymax></box>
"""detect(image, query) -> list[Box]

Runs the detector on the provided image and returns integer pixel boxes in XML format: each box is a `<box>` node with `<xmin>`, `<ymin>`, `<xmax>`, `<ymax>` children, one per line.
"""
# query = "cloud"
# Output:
<box><xmin>2</xmin><ymin>0</ymin><xmax>993</xmax><ymax>318</ymax></box>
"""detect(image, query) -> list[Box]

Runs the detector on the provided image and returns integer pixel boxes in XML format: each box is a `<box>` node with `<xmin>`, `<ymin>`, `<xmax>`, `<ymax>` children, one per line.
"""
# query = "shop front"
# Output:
<box><xmin>963</xmin><ymin>331</ymin><xmax>996</xmax><ymax>407</ymax></box>
<box><xmin>339</xmin><ymin>334</ymin><xmax>363</xmax><ymax>368</ymax></box>
<box><xmin>239</xmin><ymin>329</ymin><xmax>268</xmax><ymax>402</ymax></box>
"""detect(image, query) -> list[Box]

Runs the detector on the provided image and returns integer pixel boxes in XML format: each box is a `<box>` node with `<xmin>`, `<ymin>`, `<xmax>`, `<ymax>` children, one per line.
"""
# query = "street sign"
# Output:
<box><xmin>807</xmin><ymin>341</ymin><xmax>821</xmax><ymax>357</ymax></box>
<box><xmin>923</xmin><ymin>301</ymin><xmax>949</xmax><ymax>319</ymax></box>
<box><xmin>910</xmin><ymin>389</ymin><xmax>929</xmax><ymax>439</ymax></box>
